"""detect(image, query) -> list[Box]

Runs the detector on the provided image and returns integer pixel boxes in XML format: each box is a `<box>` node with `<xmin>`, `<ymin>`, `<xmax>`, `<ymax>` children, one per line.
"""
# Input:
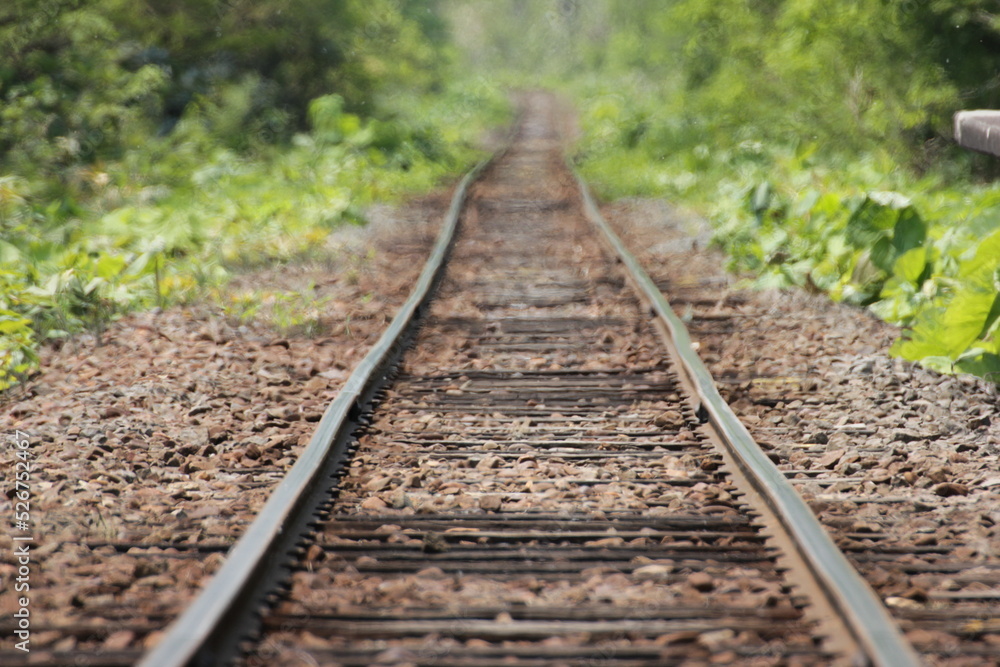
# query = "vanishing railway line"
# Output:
<box><xmin>144</xmin><ymin>96</ymin><xmax>915</xmax><ymax>666</ymax></box>
<box><xmin>6</xmin><ymin>95</ymin><xmax>997</xmax><ymax>666</ymax></box>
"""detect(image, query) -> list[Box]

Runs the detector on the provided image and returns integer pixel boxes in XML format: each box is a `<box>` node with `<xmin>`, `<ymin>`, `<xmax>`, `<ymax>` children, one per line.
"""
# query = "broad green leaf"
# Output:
<box><xmin>846</xmin><ymin>197</ymin><xmax>896</xmax><ymax>248</ymax></box>
<box><xmin>869</xmin><ymin>236</ymin><xmax>895</xmax><ymax>273</ymax></box>
<box><xmin>891</xmin><ymin>209</ymin><xmax>926</xmax><ymax>255</ymax></box>
<box><xmin>95</xmin><ymin>254</ymin><xmax>127</xmax><ymax>280</ymax></box>
<box><xmin>811</xmin><ymin>193</ymin><xmax>844</xmax><ymax>219</ymax></box>
<box><xmin>893</xmin><ymin>333</ymin><xmax>944</xmax><ymax>363</ymax></box>
<box><xmin>980</xmin><ymin>292</ymin><xmax>1000</xmax><ymax>343</ymax></box>
<box><xmin>851</xmin><ymin>250</ymin><xmax>884</xmax><ymax>288</ymax></box>
<box><xmin>893</xmin><ymin>246</ymin><xmax>928</xmax><ymax>285</ymax></box>
<box><xmin>0</xmin><ymin>317</ymin><xmax>31</xmax><ymax>335</ymax></box>
<box><xmin>955</xmin><ymin>352</ymin><xmax>1000</xmax><ymax>383</ymax></box>
<box><xmin>937</xmin><ymin>289</ymin><xmax>1000</xmax><ymax>358</ymax></box>
<box><xmin>959</xmin><ymin>228</ymin><xmax>1000</xmax><ymax>281</ymax></box>
<box><xmin>914</xmin><ymin>356</ymin><xmax>956</xmax><ymax>374</ymax></box>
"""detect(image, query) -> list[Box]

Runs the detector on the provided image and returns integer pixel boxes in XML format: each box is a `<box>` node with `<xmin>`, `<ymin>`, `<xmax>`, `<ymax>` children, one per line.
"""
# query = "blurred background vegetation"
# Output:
<box><xmin>445</xmin><ymin>0</ymin><xmax>1000</xmax><ymax>383</ymax></box>
<box><xmin>4</xmin><ymin>0</ymin><xmax>1000</xmax><ymax>387</ymax></box>
<box><xmin>0</xmin><ymin>0</ymin><xmax>508</xmax><ymax>388</ymax></box>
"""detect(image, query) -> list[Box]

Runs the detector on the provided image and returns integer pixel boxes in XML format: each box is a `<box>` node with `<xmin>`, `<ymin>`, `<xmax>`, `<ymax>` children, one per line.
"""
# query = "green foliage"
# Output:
<box><xmin>0</xmin><ymin>2</ymin><xmax>511</xmax><ymax>390</ymax></box>
<box><xmin>0</xmin><ymin>0</ymin><xmax>457</xmax><ymax>182</ymax></box>
<box><xmin>892</xmin><ymin>228</ymin><xmax>1000</xmax><ymax>380</ymax></box>
<box><xmin>443</xmin><ymin>1</ymin><xmax>1000</xmax><ymax>383</ymax></box>
<box><xmin>451</xmin><ymin>0</ymin><xmax>1000</xmax><ymax>383</ymax></box>
<box><xmin>0</xmin><ymin>306</ymin><xmax>38</xmax><ymax>390</ymax></box>
<box><xmin>219</xmin><ymin>284</ymin><xmax>331</xmax><ymax>337</ymax></box>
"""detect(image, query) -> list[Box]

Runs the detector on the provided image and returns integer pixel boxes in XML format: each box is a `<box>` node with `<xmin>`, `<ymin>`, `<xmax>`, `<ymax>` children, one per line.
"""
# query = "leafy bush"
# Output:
<box><xmin>445</xmin><ymin>0</ymin><xmax>1000</xmax><ymax>384</ymax></box>
<box><xmin>0</xmin><ymin>0</ymin><xmax>510</xmax><ymax>390</ymax></box>
<box><xmin>572</xmin><ymin>98</ymin><xmax>1000</xmax><ymax>383</ymax></box>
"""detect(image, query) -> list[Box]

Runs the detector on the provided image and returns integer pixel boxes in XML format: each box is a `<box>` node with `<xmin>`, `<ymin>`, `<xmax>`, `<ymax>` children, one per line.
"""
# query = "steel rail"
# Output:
<box><xmin>138</xmin><ymin>149</ymin><xmax>503</xmax><ymax>667</ymax></box>
<box><xmin>573</xmin><ymin>172</ymin><xmax>923</xmax><ymax>667</ymax></box>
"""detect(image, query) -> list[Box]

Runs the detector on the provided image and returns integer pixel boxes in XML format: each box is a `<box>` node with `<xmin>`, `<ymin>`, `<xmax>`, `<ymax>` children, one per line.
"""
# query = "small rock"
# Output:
<box><xmin>52</xmin><ymin>637</ymin><xmax>76</xmax><ymax>652</ymax></box>
<box><xmin>266</xmin><ymin>434</ymin><xmax>298</xmax><ymax>451</ymax></box>
<box><xmin>697</xmin><ymin>628</ymin><xmax>735</xmax><ymax>650</ymax></box>
<box><xmin>389</xmin><ymin>491</ymin><xmax>411</xmax><ymax>510</ymax></box>
<box><xmin>422</xmin><ymin>532</ymin><xmax>449</xmax><ymax>553</ymax></box>
<box><xmin>886</xmin><ymin>596</ymin><xmax>923</xmax><ymax>610</ymax></box>
<box><xmin>299</xmin><ymin>632</ymin><xmax>330</xmax><ymax>650</ymax></box>
<box><xmin>587</xmin><ymin>537</ymin><xmax>625</xmax><ymax>547</ymax></box>
<box><xmin>851</xmin><ymin>521</ymin><xmax>879</xmax><ymax>534</ymax></box>
<box><xmin>969</xmin><ymin>415</ymin><xmax>991</xmax><ymax>430</ymax></box>
<box><xmin>902</xmin><ymin>586</ymin><xmax>929</xmax><ymax>602</ymax></box>
<box><xmin>360</xmin><ymin>496</ymin><xmax>388</xmax><ymax>510</ymax></box>
<box><xmin>103</xmin><ymin>630</ymin><xmax>135</xmax><ymax>651</ymax></box>
<box><xmin>653</xmin><ymin>410</ymin><xmax>685</xmax><ymax>428</ymax></box>
<box><xmin>806</xmin><ymin>432</ymin><xmax>829</xmax><ymax>445</ymax></box>
<box><xmin>905</xmin><ymin>628</ymin><xmax>960</xmax><ymax>648</ymax></box>
<box><xmin>401</xmin><ymin>473</ymin><xmax>423</xmax><ymax>489</ymax></box>
<box><xmin>817</xmin><ymin>449</ymin><xmax>845</xmax><ymax>470</ymax></box>
<box><xmin>374</xmin><ymin>648</ymin><xmax>418</xmax><ymax>664</ymax></box>
<box><xmin>303</xmin><ymin>376</ymin><xmax>327</xmax><ymax>393</ymax></box>
<box><xmin>476</xmin><ymin>455</ymin><xmax>503</xmax><ymax>471</ymax></box>
<box><xmin>134</xmin><ymin>559</ymin><xmax>168</xmax><ymax>578</ymax></box>
<box><xmin>479</xmin><ymin>495</ymin><xmax>503</xmax><ymax>512</ymax></box>
<box><xmin>632</xmin><ymin>563</ymin><xmax>673</xmax><ymax>581</ymax></box>
<box><xmin>364</xmin><ymin>476</ymin><xmax>395</xmax><ymax>492</ymax></box>
<box><xmin>207</xmin><ymin>426</ymin><xmax>228</xmax><ymax>444</ymax></box>
<box><xmin>869</xmin><ymin>468</ymin><xmax>891</xmax><ymax>484</ymax></box>
<box><xmin>852</xmin><ymin>359</ymin><xmax>875</xmax><ymax>374</ymax></box>
<box><xmin>653</xmin><ymin>631</ymin><xmax>700</xmax><ymax>646</ymax></box>
<box><xmin>688</xmin><ymin>571</ymin><xmax>715</xmax><ymax>592</ymax></box>
<box><xmin>926</xmin><ymin>467</ymin><xmax>951</xmax><ymax>484</ymax></box>
<box><xmin>892</xmin><ymin>429</ymin><xmax>925</xmax><ymax>443</ymax></box>
<box><xmin>933</xmin><ymin>483</ymin><xmax>969</xmax><ymax>497</ymax></box>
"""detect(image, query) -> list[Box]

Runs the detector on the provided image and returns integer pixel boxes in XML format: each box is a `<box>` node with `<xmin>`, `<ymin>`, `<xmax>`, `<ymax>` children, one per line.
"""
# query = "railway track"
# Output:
<box><xmin>10</xmin><ymin>94</ymin><xmax>995</xmax><ymax>666</ymax></box>
<box><xmin>134</xmin><ymin>95</ymin><xmax>918</xmax><ymax>666</ymax></box>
